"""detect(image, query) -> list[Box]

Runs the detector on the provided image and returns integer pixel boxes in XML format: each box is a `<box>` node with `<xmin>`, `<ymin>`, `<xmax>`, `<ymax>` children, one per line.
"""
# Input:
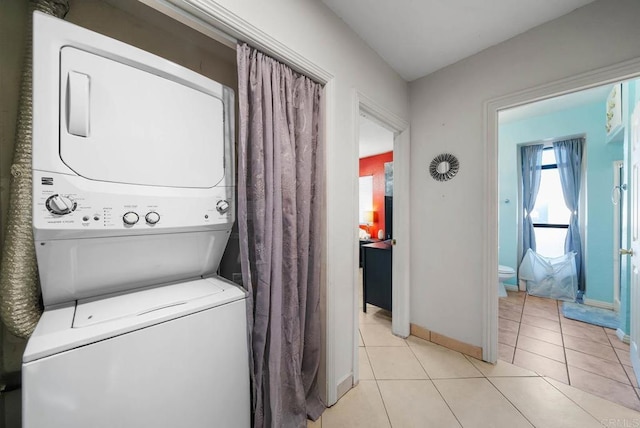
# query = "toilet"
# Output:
<box><xmin>498</xmin><ymin>265</ymin><xmax>516</xmax><ymax>297</ymax></box>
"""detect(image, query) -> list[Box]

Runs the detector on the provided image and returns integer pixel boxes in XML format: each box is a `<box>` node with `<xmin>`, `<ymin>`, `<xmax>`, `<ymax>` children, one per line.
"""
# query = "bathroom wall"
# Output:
<box><xmin>498</xmin><ymin>101</ymin><xmax>623</xmax><ymax>304</ymax></box>
<box><xmin>409</xmin><ymin>0</ymin><xmax>640</xmax><ymax>348</ymax></box>
<box><xmin>359</xmin><ymin>151</ymin><xmax>393</xmax><ymax>239</ymax></box>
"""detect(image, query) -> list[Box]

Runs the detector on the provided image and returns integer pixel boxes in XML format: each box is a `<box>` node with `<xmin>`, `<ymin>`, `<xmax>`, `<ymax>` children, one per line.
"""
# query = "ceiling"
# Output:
<box><xmin>321</xmin><ymin>0</ymin><xmax>596</xmax><ymax>81</ymax></box>
<box><xmin>360</xmin><ymin>114</ymin><xmax>394</xmax><ymax>158</ymax></box>
<box><xmin>499</xmin><ymin>84</ymin><xmax>612</xmax><ymax>124</ymax></box>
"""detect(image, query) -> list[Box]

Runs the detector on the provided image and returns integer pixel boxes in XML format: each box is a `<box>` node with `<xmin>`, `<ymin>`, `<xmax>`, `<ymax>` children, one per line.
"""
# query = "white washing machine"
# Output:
<box><xmin>22</xmin><ymin>13</ymin><xmax>250</xmax><ymax>428</ymax></box>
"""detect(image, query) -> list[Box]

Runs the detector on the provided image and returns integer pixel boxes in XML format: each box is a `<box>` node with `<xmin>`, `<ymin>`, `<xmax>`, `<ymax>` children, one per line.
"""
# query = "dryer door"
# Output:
<box><xmin>59</xmin><ymin>47</ymin><xmax>225</xmax><ymax>188</ymax></box>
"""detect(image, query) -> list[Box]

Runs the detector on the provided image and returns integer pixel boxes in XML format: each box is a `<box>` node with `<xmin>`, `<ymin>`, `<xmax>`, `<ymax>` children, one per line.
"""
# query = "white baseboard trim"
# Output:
<box><xmin>504</xmin><ymin>284</ymin><xmax>519</xmax><ymax>292</ymax></box>
<box><xmin>583</xmin><ymin>298</ymin><xmax>615</xmax><ymax>310</ymax></box>
<box><xmin>336</xmin><ymin>374</ymin><xmax>353</xmax><ymax>402</ymax></box>
<box><xmin>617</xmin><ymin>328</ymin><xmax>631</xmax><ymax>344</ymax></box>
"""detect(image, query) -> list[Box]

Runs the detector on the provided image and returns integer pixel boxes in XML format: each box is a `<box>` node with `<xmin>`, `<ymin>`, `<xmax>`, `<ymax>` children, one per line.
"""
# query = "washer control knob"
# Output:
<box><xmin>145</xmin><ymin>211</ymin><xmax>160</xmax><ymax>225</ymax></box>
<box><xmin>216</xmin><ymin>200</ymin><xmax>230</xmax><ymax>214</ymax></box>
<box><xmin>123</xmin><ymin>211</ymin><xmax>139</xmax><ymax>225</ymax></box>
<box><xmin>46</xmin><ymin>194</ymin><xmax>76</xmax><ymax>215</ymax></box>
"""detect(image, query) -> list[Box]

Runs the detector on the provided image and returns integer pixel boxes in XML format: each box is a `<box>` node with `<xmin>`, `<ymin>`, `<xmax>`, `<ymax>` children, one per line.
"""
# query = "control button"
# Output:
<box><xmin>145</xmin><ymin>211</ymin><xmax>160</xmax><ymax>225</ymax></box>
<box><xmin>123</xmin><ymin>211</ymin><xmax>139</xmax><ymax>226</ymax></box>
<box><xmin>204</xmin><ymin>214</ymin><xmax>209</xmax><ymax>219</ymax></box>
<box><xmin>82</xmin><ymin>216</ymin><xmax>90</xmax><ymax>222</ymax></box>
<box><xmin>216</xmin><ymin>200</ymin><xmax>230</xmax><ymax>214</ymax></box>
<box><xmin>45</xmin><ymin>194</ymin><xmax>76</xmax><ymax>215</ymax></box>
<box><xmin>93</xmin><ymin>215</ymin><xmax>100</xmax><ymax>221</ymax></box>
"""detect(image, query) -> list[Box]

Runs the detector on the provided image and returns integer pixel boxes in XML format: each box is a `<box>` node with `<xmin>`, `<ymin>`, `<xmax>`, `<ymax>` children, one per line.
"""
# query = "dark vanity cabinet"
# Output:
<box><xmin>362</xmin><ymin>241</ymin><xmax>392</xmax><ymax>312</ymax></box>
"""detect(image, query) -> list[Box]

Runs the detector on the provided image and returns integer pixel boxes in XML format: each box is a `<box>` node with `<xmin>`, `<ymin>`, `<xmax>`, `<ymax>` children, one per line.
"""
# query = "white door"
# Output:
<box><xmin>630</xmin><ymin>102</ymin><xmax>640</xmax><ymax>380</ymax></box>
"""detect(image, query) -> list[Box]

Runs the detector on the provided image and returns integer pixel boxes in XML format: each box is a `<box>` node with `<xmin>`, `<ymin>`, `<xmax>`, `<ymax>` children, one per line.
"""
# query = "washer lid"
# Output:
<box><xmin>73</xmin><ymin>277</ymin><xmax>225</xmax><ymax>328</ymax></box>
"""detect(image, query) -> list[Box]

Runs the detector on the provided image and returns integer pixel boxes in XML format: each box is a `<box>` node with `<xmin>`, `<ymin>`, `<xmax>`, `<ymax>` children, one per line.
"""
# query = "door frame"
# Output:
<box><xmin>483</xmin><ymin>56</ymin><xmax>640</xmax><ymax>362</ymax></box>
<box><xmin>352</xmin><ymin>91</ymin><xmax>410</xmax><ymax>383</ymax></box>
<box><xmin>613</xmin><ymin>160</ymin><xmax>624</xmax><ymax>313</ymax></box>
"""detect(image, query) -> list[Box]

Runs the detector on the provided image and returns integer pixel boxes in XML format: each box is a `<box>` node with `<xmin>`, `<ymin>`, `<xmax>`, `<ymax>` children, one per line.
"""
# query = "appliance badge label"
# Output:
<box><xmin>41</xmin><ymin>177</ymin><xmax>53</xmax><ymax>186</ymax></box>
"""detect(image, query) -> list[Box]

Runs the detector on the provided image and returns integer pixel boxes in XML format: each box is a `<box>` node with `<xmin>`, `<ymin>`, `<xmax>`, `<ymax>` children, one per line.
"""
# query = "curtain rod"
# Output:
<box><xmin>517</xmin><ymin>133</ymin><xmax>586</xmax><ymax>148</ymax></box>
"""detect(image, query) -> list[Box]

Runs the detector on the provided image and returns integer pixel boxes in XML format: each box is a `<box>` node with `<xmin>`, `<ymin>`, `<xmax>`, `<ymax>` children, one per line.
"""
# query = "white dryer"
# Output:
<box><xmin>22</xmin><ymin>13</ymin><xmax>249</xmax><ymax>428</ymax></box>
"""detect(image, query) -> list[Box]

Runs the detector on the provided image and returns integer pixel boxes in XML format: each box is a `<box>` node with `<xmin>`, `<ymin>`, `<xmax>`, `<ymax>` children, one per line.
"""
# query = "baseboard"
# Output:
<box><xmin>409</xmin><ymin>323</ymin><xmax>483</xmax><ymax>360</ymax></box>
<box><xmin>336</xmin><ymin>374</ymin><xmax>353</xmax><ymax>402</ymax></box>
<box><xmin>616</xmin><ymin>328</ymin><xmax>631</xmax><ymax>344</ymax></box>
<box><xmin>583</xmin><ymin>298</ymin><xmax>614</xmax><ymax>310</ymax></box>
<box><xmin>409</xmin><ymin>323</ymin><xmax>431</xmax><ymax>341</ymax></box>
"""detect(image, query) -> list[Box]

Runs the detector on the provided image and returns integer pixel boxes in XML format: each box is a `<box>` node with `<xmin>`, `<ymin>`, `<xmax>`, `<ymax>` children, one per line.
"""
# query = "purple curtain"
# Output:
<box><xmin>237</xmin><ymin>43</ymin><xmax>325</xmax><ymax>428</ymax></box>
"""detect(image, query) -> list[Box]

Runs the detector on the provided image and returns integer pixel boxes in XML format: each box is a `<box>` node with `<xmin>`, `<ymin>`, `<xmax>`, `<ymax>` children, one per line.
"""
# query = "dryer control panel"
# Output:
<box><xmin>33</xmin><ymin>171</ymin><xmax>234</xmax><ymax>240</ymax></box>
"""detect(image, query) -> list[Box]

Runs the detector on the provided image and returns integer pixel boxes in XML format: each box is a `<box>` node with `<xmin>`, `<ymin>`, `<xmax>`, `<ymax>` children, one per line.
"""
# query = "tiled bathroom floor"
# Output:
<box><xmin>499</xmin><ymin>290</ymin><xmax>640</xmax><ymax>411</ymax></box>
<box><xmin>308</xmin><ymin>275</ymin><xmax>640</xmax><ymax>427</ymax></box>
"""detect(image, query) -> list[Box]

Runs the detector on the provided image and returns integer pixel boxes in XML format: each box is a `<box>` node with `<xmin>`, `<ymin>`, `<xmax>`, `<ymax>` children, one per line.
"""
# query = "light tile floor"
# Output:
<box><xmin>308</xmin><ymin>277</ymin><xmax>640</xmax><ymax>427</ymax></box>
<box><xmin>499</xmin><ymin>290</ymin><xmax>640</xmax><ymax>411</ymax></box>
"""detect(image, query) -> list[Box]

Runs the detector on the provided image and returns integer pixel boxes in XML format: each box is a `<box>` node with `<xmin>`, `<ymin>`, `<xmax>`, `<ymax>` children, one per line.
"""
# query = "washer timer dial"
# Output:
<box><xmin>45</xmin><ymin>194</ymin><xmax>77</xmax><ymax>215</ymax></box>
<box><xmin>123</xmin><ymin>211</ymin><xmax>139</xmax><ymax>226</ymax></box>
<box><xmin>145</xmin><ymin>212</ymin><xmax>160</xmax><ymax>225</ymax></box>
<box><xmin>216</xmin><ymin>200</ymin><xmax>230</xmax><ymax>214</ymax></box>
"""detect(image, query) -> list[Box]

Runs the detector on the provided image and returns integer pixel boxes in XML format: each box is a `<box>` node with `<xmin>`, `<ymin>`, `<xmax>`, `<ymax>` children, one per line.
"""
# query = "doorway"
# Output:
<box><xmin>351</xmin><ymin>95</ymin><xmax>410</xmax><ymax>387</ymax></box>
<box><xmin>494</xmin><ymin>78</ymin><xmax>640</xmax><ymax>410</ymax></box>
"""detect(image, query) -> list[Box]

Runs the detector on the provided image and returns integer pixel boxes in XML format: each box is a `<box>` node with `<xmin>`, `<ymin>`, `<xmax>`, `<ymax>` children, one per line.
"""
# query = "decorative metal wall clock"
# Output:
<box><xmin>429</xmin><ymin>153</ymin><xmax>459</xmax><ymax>182</ymax></box>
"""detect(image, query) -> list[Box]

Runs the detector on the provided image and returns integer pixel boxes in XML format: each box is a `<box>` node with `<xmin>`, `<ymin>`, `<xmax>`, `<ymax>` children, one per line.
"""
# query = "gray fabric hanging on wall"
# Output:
<box><xmin>0</xmin><ymin>0</ymin><xmax>69</xmax><ymax>339</ymax></box>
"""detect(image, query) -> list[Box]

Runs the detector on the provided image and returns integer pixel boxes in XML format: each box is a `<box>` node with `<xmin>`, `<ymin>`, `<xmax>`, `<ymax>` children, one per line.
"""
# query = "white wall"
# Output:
<box><xmin>196</xmin><ymin>0</ymin><xmax>409</xmax><ymax>401</ymax></box>
<box><xmin>409</xmin><ymin>0</ymin><xmax>640</xmax><ymax>347</ymax></box>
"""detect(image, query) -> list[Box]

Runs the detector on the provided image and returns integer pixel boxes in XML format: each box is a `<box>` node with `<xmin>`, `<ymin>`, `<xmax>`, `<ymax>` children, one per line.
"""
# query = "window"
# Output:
<box><xmin>529</xmin><ymin>147</ymin><xmax>570</xmax><ymax>257</ymax></box>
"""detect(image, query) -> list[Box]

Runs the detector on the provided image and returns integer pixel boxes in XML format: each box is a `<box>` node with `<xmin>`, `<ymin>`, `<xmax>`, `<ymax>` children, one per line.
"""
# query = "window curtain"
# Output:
<box><xmin>521</xmin><ymin>144</ymin><xmax>544</xmax><ymax>260</ymax></box>
<box><xmin>237</xmin><ymin>43</ymin><xmax>325</xmax><ymax>427</ymax></box>
<box><xmin>553</xmin><ymin>138</ymin><xmax>584</xmax><ymax>291</ymax></box>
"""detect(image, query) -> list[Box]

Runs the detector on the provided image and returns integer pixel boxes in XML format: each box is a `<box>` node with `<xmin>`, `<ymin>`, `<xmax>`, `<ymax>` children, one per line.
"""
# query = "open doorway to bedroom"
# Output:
<box><xmin>356</xmin><ymin>112</ymin><xmax>401</xmax><ymax>380</ymax></box>
<box><xmin>496</xmin><ymin>79</ymin><xmax>640</xmax><ymax>410</ymax></box>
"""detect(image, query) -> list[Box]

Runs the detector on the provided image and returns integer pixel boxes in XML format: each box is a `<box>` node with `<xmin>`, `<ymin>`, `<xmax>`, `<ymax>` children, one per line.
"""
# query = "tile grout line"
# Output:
<box><xmin>484</xmin><ymin>376</ymin><xmax>537</xmax><ymax>427</ymax></box>
<box><xmin>512</xmin><ymin>292</ymin><xmax>526</xmax><ymax>364</ymax></box>
<box><xmin>605</xmin><ymin>329</ymin><xmax>640</xmax><ymax>400</ymax></box>
<box><xmin>428</xmin><ymin>379</ymin><xmax>467</xmax><ymax>428</ymax></box>
<box><xmin>557</xmin><ymin>299</ymin><xmax>572</xmax><ymax>386</ymax></box>
<box><xmin>372</xmin><ymin>378</ymin><xmax>394</xmax><ymax>427</ymax></box>
<box><xmin>539</xmin><ymin>376</ymin><xmax>607</xmax><ymax>425</ymax></box>
<box><xmin>404</xmin><ymin>338</ymin><xmax>432</xmax><ymax>379</ymax></box>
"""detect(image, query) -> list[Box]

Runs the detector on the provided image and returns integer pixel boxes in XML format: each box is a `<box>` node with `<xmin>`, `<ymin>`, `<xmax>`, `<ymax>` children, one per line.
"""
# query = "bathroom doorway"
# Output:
<box><xmin>496</xmin><ymin>79</ymin><xmax>640</xmax><ymax>410</ymax></box>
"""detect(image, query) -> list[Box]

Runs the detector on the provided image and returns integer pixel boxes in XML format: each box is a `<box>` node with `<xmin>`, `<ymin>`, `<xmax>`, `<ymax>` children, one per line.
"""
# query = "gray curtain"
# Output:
<box><xmin>237</xmin><ymin>43</ymin><xmax>325</xmax><ymax>427</ymax></box>
<box><xmin>553</xmin><ymin>138</ymin><xmax>584</xmax><ymax>291</ymax></box>
<box><xmin>521</xmin><ymin>144</ymin><xmax>544</xmax><ymax>260</ymax></box>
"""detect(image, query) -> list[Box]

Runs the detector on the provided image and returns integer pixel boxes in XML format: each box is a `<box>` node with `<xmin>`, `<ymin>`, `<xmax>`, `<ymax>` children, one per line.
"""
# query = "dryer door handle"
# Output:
<box><xmin>67</xmin><ymin>71</ymin><xmax>90</xmax><ymax>137</ymax></box>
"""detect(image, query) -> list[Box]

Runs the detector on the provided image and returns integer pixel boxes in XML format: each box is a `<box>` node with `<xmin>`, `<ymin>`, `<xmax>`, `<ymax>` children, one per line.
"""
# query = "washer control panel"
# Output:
<box><xmin>33</xmin><ymin>171</ymin><xmax>234</xmax><ymax>237</ymax></box>
<box><xmin>45</xmin><ymin>194</ymin><xmax>77</xmax><ymax>215</ymax></box>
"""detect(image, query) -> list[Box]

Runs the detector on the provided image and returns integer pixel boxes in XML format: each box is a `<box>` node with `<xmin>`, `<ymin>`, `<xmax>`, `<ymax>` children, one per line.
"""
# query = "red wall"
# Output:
<box><xmin>359</xmin><ymin>151</ymin><xmax>393</xmax><ymax>239</ymax></box>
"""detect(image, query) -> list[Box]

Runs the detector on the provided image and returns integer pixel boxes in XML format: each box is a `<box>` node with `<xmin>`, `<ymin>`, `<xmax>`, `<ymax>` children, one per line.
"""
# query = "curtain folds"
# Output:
<box><xmin>553</xmin><ymin>138</ymin><xmax>584</xmax><ymax>291</ymax></box>
<box><xmin>237</xmin><ymin>43</ymin><xmax>325</xmax><ymax>428</ymax></box>
<box><xmin>521</xmin><ymin>144</ymin><xmax>544</xmax><ymax>260</ymax></box>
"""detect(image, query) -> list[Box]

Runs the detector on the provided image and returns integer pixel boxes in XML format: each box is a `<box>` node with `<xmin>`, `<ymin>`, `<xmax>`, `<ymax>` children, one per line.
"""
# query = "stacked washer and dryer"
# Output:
<box><xmin>22</xmin><ymin>12</ymin><xmax>250</xmax><ymax>427</ymax></box>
